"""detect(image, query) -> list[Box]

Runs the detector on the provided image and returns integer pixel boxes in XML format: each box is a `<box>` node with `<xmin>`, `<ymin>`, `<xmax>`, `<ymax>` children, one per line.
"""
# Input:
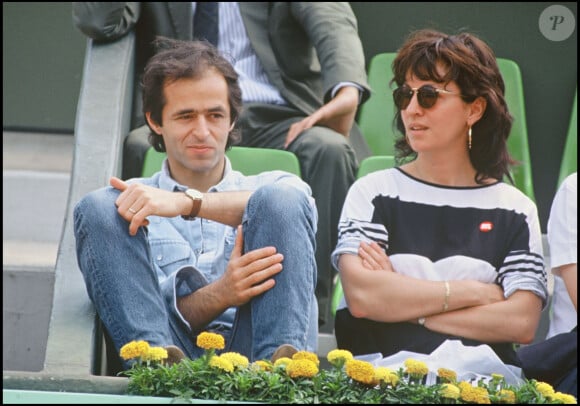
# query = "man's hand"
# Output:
<box><xmin>111</xmin><ymin>176</ymin><xmax>190</xmax><ymax>235</ymax></box>
<box><xmin>285</xmin><ymin>86</ymin><xmax>359</xmax><ymax>148</ymax></box>
<box><xmin>217</xmin><ymin>225</ymin><xmax>284</xmax><ymax>307</ymax></box>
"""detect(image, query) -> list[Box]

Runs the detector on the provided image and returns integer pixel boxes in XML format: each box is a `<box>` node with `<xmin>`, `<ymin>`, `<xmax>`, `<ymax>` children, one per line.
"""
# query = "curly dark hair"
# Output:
<box><xmin>141</xmin><ymin>36</ymin><xmax>242</xmax><ymax>152</ymax></box>
<box><xmin>392</xmin><ymin>29</ymin><xmax>515</xmax><ymax>184</ymax></box>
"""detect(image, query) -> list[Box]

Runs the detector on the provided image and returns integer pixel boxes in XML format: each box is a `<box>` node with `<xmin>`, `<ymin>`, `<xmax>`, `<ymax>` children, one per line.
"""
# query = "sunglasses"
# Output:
<box><xmin>393</xmin><ymin>84</ymin><xmax>457</xmax><ymax>110</ymax></box>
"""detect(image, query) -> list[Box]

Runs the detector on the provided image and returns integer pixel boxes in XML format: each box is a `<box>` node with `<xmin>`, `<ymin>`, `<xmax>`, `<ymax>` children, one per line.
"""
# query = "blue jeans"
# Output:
<box><xmin>74</xmin><ymin>183</ymin><xmax>318</xmax><ymax>369</ymax></box>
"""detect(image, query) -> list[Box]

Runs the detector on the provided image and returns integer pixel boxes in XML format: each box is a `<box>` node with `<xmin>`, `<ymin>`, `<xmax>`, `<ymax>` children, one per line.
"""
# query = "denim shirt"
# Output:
<box><xmin>130</xmin><ymin>156</ymin><xmax>315</xmax><ymax>334</ymax></box>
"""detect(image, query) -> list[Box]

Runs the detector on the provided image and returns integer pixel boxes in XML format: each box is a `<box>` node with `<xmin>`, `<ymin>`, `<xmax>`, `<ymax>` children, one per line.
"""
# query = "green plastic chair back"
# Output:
<box><xmin>497</xmin><ymin>58</ymin><xmax>536</xmax><ymax>202</ymax></box>
<box><xmin>331</xmin><ymin>155</ymin><xmax>397</xmax><ymax>317</ymax></box>
<box><xmin>557</xmin><ymin>88</ymin><xmax>577</xmax><ymax>188</ymax></box>
<box><xmin>357</xmin><ymin>155</ymin><xmax>396</xmax><ymax>178</ymax></box>
<box><xmin>141</xmin><ymin>146</ymin><xmax>301</xmax><ymax>177</ymax></box>
<box><xmin>357</xmin><ymin>52</ymin><xmax>398</xmax><ymax>156</ymax></box>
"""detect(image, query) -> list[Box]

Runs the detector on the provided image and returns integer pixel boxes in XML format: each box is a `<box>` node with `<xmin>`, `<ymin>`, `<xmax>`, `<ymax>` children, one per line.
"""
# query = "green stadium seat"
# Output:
<box><xmin>141</xmin><ymin>146</ymin><xmax>301</xmax><ymax>177</ymax></box>
<box><xmin>357</xmin><ymin>52</ymin><xmax>398</xmax><ymax>157</ymax></box>
<box><xmin>557</xmin><ymin>88</ymin><xmax>577</xmax><ymax>188</ymax></box>
<box><xmin>497</xmin><ymin>58</ymin><xmax>536</xmax><ymax>202</ymax></box>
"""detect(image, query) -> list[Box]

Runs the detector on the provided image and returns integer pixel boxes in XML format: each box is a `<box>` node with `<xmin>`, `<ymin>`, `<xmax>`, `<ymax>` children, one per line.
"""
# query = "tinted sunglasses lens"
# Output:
<box><xmin>417</xmin><ymin>86</ymin><xmax>438</xmax><ymax>108</ymax></box>
<box><xmin>393</xmin><ymin>86</ymin><xmax>412</xmax><ymax>110</ymax></box>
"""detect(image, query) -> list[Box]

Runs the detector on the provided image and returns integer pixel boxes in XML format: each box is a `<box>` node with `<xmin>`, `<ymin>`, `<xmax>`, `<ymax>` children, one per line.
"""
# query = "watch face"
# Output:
<box><xmin>186</xmin><ymin>189</ymin><xmax>203</xmax><ymax>199</ymax></box>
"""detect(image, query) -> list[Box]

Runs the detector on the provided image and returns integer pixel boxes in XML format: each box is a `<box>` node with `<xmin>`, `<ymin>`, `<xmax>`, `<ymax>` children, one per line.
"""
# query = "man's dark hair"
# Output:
<box><xmin>142</xmin><ymin>36</ymin><xmax>242</xmax><ymax>151</ymax></box>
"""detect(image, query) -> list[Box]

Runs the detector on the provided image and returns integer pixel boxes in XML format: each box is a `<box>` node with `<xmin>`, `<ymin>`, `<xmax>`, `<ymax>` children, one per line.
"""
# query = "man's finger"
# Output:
<box><xmin>110</xmin><ymin>176</ymin><xmax>128</xmax><ymax>191</ymax></box>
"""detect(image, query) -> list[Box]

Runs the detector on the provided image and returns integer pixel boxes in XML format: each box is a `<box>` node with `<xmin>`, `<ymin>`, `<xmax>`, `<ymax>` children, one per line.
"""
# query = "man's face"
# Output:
<box><xmin>148</xmin><ymin>69</ymin><xmax>232</xmax><ymax>184</ymax></box>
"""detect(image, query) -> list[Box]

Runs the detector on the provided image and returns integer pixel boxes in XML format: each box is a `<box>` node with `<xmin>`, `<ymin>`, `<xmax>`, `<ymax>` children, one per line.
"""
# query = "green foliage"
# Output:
<box><xmin>121</xmin><ymin>357</ymin><xmax>575</xmax><ymax>404</ymax></box>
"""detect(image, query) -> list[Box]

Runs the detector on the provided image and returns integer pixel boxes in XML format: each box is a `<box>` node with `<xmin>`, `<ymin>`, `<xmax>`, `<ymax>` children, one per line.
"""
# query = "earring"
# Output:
<box><xmin>468</xmin><ymin>127</ymin><xmax>472</xmax><ymax>150</ymax></box>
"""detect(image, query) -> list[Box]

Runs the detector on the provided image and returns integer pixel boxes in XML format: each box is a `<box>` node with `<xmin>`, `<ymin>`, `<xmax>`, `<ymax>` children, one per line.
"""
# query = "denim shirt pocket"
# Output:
<box><xmin>150</xmin><ymin>240</ymin><xmax>194</xmax><ymax>278</ymax></box>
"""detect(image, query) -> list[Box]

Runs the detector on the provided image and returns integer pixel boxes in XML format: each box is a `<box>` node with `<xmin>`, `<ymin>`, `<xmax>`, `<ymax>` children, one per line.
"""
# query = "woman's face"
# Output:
<box><xmin>399</xmin><ymin>66</ymin><xmax>474</xmax><ymax>156</ymax></box>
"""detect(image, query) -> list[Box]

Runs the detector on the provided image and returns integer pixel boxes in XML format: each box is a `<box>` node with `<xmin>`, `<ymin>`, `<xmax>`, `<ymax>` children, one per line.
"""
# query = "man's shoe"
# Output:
<box><xmin>165</xmin><ymin>345</ymin><xmax>186</xmax><ymax>366</ymax></box>
<box><xmin>271</xmin><ymin>344</ymin><xmax>298</xmax><ymax>363</ymax></box>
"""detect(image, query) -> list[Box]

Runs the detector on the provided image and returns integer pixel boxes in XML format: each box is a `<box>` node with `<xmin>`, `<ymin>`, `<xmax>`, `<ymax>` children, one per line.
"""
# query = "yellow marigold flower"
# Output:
<box><xmin>196</xmin><ymin>332</ymin><xmax>225</xmax><ymax>350</ymax></box>
<box><xmin>219</xmin><ymin>352</ymin><xmax>249</xmax><ymax>369</ymax></box>
<box><xmin>386</xmin><ymin>373</ymin><xmax>399</xmax><ymax>387</ymax></box>
<box><xmin>209</xmin><ymin>355</ymin><xmax>234</xmax><ymax>373</ymax></box>
<box><xmin>286</xmin><ymin>359</ymin><xmax>319</xmax><ymax>379</ymax></box>
<box><xmin>437</xmin><ymin>367</ymin><xmax>457</xmax><ymax>383</ymax></box>
<box><xmin>460</xmin><ymin>384</ymin><xmax>490</xmax><ymax>404</ymax></box>
<box><xmin>404</xmin><ymin>358</ymin><xmax>428</xmax><ymax>377</ymax></box>
<box><xmin>120</xmin><ymin>340</ymin><xmax>150</xmax><ymax>361</ymax></box>
<box><xmin>293</xmin><ymin>350</ymin><xmax>320</xmax><ymax>366</ymax></box>
<box><xmin>458</xmin><ymin>381</ymin><xmax>472</xmax><ymax>391</ymax></box>
<box><xmin>440</xmin><ymin>383</ymin><xmax>461</xmax><ymax>399</ymax></box>
<box><xmin>374</xmin><ymin>366</ymin><xmax>394</xmax><ymax>384</ymax></box>
<box><xmin>251</xmin><ymin>360</ymin><xmax>272</xmax><ymax>372</ymax></box>
<box><xmin>373</xmin><ymin>367</ymin><xmax>399</xmax><ymax>387</ymax></box>
<box><xmin>535</xmin><ymin>381</ymin><xmax>555</xmax><ymax>397</ymax></box>
<box><xmin>345</xmin><ymin>359</ymin><xmax>376</xmax><ymax>385</ymax></box>
<box><xmin>143</xmin><ymin>346</ymin><xmax>168</xmax><ymax>362</ymax></box>
<box><xmin>551</xmin><ymin>392</ymin><xmax>577</xmax><ymax>404</ymax></box>
<box><xmin>327</xmin><ymin>349</ymin><xmax>353</xmax><ymax>367</ymax></box>
<box><xmin>274</xmin><ymin>357</ymin><xmax>292</xmax><ymax>368</ymax></box>
<box><xmin>498</xmin><ymin>389</ymin><xmax>516</xmax><ymax>404</ymax></box>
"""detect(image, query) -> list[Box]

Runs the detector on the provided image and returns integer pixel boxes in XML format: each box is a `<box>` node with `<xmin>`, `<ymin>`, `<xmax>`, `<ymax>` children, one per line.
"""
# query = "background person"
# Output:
<box><xmin>517</xmin><ymin>172</ymin><xmax>577</xmax><ymax>396</ymax></box>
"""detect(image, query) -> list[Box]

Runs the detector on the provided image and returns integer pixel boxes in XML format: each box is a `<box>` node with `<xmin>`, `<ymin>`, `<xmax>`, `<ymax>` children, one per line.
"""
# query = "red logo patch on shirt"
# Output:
<box><xmin>479</xmin><ymin>221</ymin><xmax>493</xmax><ymax>232</ymax></box>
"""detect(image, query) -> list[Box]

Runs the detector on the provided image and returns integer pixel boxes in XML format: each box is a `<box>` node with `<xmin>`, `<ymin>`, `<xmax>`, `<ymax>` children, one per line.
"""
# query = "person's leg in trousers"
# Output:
<box><xmin>228</xmin><ymin>183</ymin><xmax>318</xmax><ymax>360</ymax></box>
<box><xmin>74</xmin><ymin>187</ymin><xmax>203</xmax><ymax>369</ymax></box>
<box><xmin>238</xmin><ymin>103</ymin><xmax>363</xmax><ymax>332</ymax></box>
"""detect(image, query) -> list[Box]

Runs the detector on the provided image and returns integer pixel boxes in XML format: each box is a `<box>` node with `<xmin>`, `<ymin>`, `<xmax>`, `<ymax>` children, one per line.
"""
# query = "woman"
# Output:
<box><xmin>332</xmin><ymin>29</ymin><xmax>548</xmax><ymax>366</ymax></box>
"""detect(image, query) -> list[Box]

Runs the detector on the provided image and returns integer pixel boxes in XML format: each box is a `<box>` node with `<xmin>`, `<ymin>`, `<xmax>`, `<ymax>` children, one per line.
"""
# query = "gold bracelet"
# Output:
<box><xmin>443</xmin><ymin>281</ymin><xmax>450</xmax><ymax>312</ymax></box>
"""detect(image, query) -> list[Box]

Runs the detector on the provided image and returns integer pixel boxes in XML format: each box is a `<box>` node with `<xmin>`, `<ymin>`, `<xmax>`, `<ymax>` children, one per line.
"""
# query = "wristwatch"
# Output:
<box><xmin>181</xmin><ymin>188</ymin><xmax>203</xmax><ymax>220</ymax></box>
<box><xmin>418</xmin><ymin>317</ymin><xmax>426</xmax><ymax>326</ymax></box>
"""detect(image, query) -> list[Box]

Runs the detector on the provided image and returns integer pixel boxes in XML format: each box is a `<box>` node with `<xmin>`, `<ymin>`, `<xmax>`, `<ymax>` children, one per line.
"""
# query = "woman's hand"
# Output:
<box><xmin>358</xmin><ymin>241</ymin><xmax>394</xmax><ymax>271</ymax></box>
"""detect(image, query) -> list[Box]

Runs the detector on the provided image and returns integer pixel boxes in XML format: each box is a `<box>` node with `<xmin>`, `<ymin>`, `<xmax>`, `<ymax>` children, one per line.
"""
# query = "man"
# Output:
<box><xmin>72</xmin><ymin>2</ymin><xmax>371</xmax><ymax>331</ymax></box>
<box><xmin>74</xmin><ymin>37</ymin><xmax>318</xmax><ymax>369</ymax></box>
<box><xmin>517</xmin><ymin>172</ymin><xmax>577</xmax><ymax>397</ymax></box>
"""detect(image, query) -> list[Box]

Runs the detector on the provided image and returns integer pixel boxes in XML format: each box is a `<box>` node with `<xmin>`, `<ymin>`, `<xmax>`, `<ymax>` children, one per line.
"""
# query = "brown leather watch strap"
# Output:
<box><xmin>182</xmin><ymin>189</ymin><xmax>203</xmax><ymax>220</ymax></box>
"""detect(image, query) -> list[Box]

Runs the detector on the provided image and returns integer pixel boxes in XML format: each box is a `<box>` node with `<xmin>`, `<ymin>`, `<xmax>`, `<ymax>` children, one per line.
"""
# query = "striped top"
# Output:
<box><xmin>332</xmin><ymin>167</ymin><xmax>548</xmax><ymax>312</ymax></box>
